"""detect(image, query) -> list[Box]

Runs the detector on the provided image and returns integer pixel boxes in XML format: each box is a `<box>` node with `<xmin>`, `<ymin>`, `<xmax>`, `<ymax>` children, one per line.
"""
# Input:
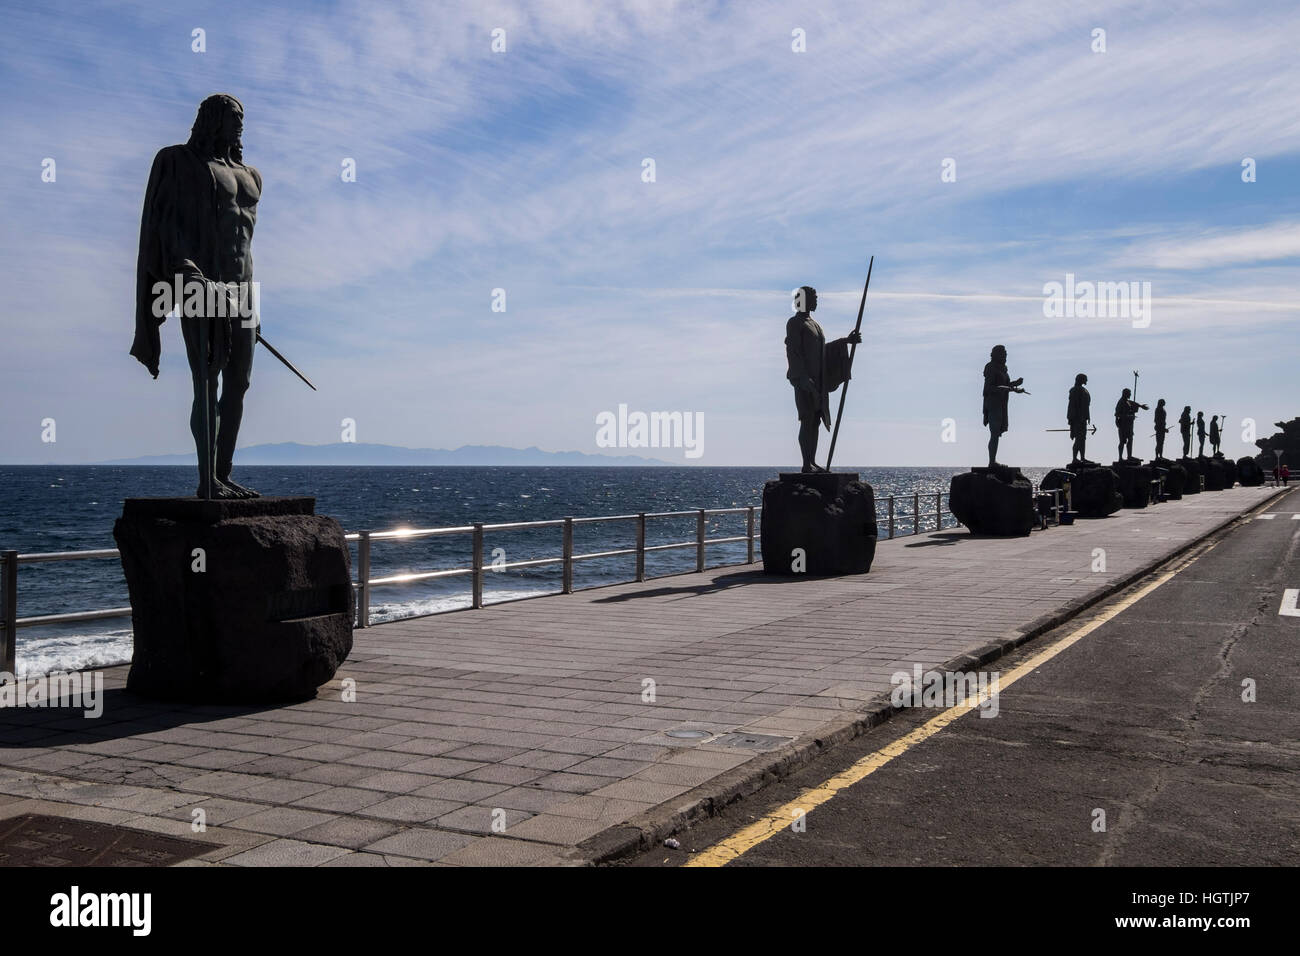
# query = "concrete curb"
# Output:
<box><xmin>569</xmin><ymin>486</ymin><xmax>1289</xmax><ymax>865</ymax></box>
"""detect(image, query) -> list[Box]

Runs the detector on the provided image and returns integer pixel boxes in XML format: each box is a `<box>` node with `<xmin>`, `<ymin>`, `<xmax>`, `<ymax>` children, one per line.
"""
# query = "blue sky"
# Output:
<box><xmin>2</xmin><ymin>0</ymin><xmax>1297</xmax><ymax>466</ymax></box>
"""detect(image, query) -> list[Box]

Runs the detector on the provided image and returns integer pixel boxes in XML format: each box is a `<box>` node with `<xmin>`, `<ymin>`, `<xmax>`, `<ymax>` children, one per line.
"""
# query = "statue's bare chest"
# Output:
<box><xmin>208</xmin><ymin>161</ymin><xmax>259</xmax><ymax>214</ymax></box>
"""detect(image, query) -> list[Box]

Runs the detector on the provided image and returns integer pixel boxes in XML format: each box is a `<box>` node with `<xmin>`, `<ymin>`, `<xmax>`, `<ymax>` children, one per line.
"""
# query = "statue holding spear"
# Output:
<box><xmin>784</xmin><ymin>259</ymin><xmax>870</xmax><ymax>473</ymax></box>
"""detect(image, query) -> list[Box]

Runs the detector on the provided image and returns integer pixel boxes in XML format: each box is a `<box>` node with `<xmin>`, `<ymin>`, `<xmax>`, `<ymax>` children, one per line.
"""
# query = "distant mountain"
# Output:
<box><xmin>100</xmin><ymin>442</ymin><xmax>672</xmax><ymax>466</ymax></box>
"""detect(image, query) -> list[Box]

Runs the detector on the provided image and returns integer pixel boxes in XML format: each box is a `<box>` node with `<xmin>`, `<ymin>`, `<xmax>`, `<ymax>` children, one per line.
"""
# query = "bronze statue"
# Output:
<box><xmin>1067</xmin><ymin>373</ymin><xmax>1091</xmax><ymax>464</ymax></box>
<box><xmin>132</xmin><ymin>94</ymin><xmax>261</xmax><ymax>499</ymax></box>
<box><xmin>983</xmin><ymin>344</ymin><xmax>1025</xmax><ymax>467</ymax></box>
<box><xmin>1210</xmin><ymin>415</ymin><xmax>1221</xmax><ymax>455</ymax></box>
<box><xmin>785</xmin><ymin>286</ymin><xmax>861</xmax><ymax>472</ymax></box>
<box><xmin>1153</xmin><ymin>398</ymin><xmax>1168</xmax><ymax>458</ymax></box>
<box><xmin>1197</xmin><ymin>411</ymin><xmax>1207</xmax><ymax>456</ymax></box>
<box><xmin>1114</xmin><ymin>387</ymin><xmax>1148</xmax><ymax>460</ymax></box>
<box><xmin>1179</xmin><ymin>405</ymin><xmax>1192</xmax><ymax>457</ymax></box>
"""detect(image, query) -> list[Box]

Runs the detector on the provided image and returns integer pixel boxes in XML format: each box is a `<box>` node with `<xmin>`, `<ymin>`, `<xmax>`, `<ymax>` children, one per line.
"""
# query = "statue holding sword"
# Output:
<box><xmin>131</xmin><ymin>94</ymin><xmax>314</xmax><ymax>500</ymax></box>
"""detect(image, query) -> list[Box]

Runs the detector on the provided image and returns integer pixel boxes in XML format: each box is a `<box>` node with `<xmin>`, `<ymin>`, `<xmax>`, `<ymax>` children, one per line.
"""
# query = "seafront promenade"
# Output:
<box><xmin>0</xmin><ymin>484</ymin><xmax>1283</xmax><ymax>866</ymax></box>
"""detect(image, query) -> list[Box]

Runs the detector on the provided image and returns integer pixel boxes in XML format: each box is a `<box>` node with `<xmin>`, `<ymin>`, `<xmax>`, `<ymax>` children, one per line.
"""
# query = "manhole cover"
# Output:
<box><xmin>713</xmin><ymin>732</ymin><xmax>793</xmax><ymax>751</ymax></box>
<box><xmin>0</xmin><ymin>814</ymin><xmax>212</xmax><ymax>867</ymax></box>
<box><xmin>664</xmin><ymin>729</ymin><xmax>711</xmax><ymax>739</ymax></box>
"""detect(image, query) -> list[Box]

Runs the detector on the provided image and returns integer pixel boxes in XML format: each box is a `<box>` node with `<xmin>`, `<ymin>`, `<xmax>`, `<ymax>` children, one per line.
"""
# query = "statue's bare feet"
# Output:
<box><xmin>196</xmin><ymin>478</ymin><xmax>241</xmax><ymax>499</ymax></box>
<box><xmin>222</xmin><ymin>478</ymin><xmax>261</xmax><ymax>499</ymax></box>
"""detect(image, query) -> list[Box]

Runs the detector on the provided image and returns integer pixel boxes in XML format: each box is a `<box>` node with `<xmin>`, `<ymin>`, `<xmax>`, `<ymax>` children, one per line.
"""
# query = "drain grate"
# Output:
<box><xmin>713</xmin><ymin>732</ymin><xmax>793</xmax><ymax>751</ymax></box>
<box><xmin>0</xmin><ymin>814</ymin><xmax>212</xmax><ymax>867</ymax></box>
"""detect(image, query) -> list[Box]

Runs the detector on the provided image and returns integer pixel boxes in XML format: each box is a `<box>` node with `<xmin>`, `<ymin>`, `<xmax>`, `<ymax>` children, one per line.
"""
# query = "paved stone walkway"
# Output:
<box><xmin>0</xmin><ymin>485</ymin><xmax>1280</xmax><ymax>865</ymax></box>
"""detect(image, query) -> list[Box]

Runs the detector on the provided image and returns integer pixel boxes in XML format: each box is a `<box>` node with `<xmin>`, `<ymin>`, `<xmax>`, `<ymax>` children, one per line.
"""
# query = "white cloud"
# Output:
<box><xmin>1128</xmin><ymin>223</ymin><xmax>1300</xmax><ymax>269</ymax></box>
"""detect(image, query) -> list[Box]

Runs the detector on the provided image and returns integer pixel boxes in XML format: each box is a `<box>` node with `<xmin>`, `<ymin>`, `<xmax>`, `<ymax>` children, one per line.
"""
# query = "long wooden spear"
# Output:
<box><xmin>824</xmin><ymin>256</ymin><xmax>873</xmax><ymax>471</ymax></box>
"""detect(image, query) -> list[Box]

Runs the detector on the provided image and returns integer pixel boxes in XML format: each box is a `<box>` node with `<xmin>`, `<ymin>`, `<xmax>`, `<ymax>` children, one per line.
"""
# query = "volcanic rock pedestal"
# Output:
<box><xmin>1040</xmin><ymin>463</ymin><xmax>1123</xmax><ymax>518</ymax></box>
<box><xmin>1152</xmin><ymin>458</ymin><xmax>1187</xmax><ymax>499</ymax></box>
<box><xmin>1111</xmin><ymin>459</ymin><xmax>1157</xmax><ymax>509</ymax></box>
<box><xmin>1220</xmin><ymin>455</ymin><xmax>1239</xmax><ymax>488</ymax></box>
<box><xmin>114</xmin><ymin>496</ymin><xmax>354</xmax><ymax>703</ymax></box>
<box><xmin>761</xmin><ymin>472</ymin><xmax>877</xmax><ymax>575</ymax></box>
<box><xmin>1237</xmin><ymin>456</ymin><xmax>1265</xmax><ymax>486</ymax></box>
<box><xmin>949</xmin><ymin>465</ymin><xmax>1035</xmax><ymax>536</ymax></box>
<box><xmin>1199</xmin><ymin>455</ymin><xmax>1230</xmax><ymax>491</ymax></box>
<box><xmin>1179</xmin><ymin>457</ymin><xmax>1204</xmax><ymax>495</ymax></box>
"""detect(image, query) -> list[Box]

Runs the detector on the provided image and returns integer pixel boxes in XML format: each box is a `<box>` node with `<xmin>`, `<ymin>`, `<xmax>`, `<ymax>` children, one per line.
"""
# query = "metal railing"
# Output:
<box><xmin>1</xmin><ymin>547</ymin><xmax>131</xmax><ymax>674</ymax></box>
<box><xmin>0</xmin><ymin>485</ymin><xmax>1056</xmax><ymax>671</ymax></box>
<box><xmin>346</xmin><ymin>507</ymin><xmax>757</xmax><ymax>628</ymax></box>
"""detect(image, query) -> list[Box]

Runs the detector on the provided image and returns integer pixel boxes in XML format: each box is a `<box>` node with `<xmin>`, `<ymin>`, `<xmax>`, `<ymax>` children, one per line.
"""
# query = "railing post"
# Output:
<box><xmin>696</xmin><ymin>510</ymin><xmax>706</xmax><ymax>572</ymax></box>
<box><xmin>888</xmin><ymin>497</ymin><xmax>895</xmax><ymax>539</ymax></box>
<box><xmin>912</xmin><ymin>492</ymin><xmax>920</xmax><ymax>535</ymax></box>
<box><xmin>746</xmin><ymin>506</ymin><xmax>755</xmax><ymax>564</ymax></box>
<box><xmin>935</xmin><ymin>492</ymin><xmax>942</xmax><ymax>532</ymax></box>
<box><xmin>472</xmin><ymin>523</ymin><xmax>484</xmax><ymax>609</ymax></box>
<box><xmin>1053</xmin><ymin>489</ymin><xmax>1062</xmax><ymax>525</ymax></box>
<box><xmin>356</xmin><ymin>533</ymin><xmax>371</xmax><ymax>628</ymax></box>
<box><xmin>562</xmin><ymin>518</ymin><xmax>574</xmax><ymax>594</ymax></box>
<box><xmin>2</xmin><ymin>551</ymin><xmax>16</xmax><ymax>677</ymax></box>
<box><xmin>635</xmin><ymin>513</ymin><xmax>646</xmax><ymax>582</ymax></box>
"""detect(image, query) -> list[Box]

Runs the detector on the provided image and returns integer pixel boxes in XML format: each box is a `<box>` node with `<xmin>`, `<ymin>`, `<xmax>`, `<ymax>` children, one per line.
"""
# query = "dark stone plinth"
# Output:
<box><xmin>1219</xmin><ymin>455</ymin><xmax>1239</xmax><ymax>488</ymax></box>
<box><xmin>1237</xmin><ymin>455</ymin><xmax>1266</xmax><ymax>486</ymax></box>
<box><xmin>122</xmin><ymin>495</ymin><xmax>317</xmax><ymax>523</ymax></box>
<box><xmin>1038</xmin><ymin>468</ymin><xmax>1074</xmax><ymax>494</ymax></box>
<box><xmin>1178</xmin><ymin>457</ymin><xmax>1204</xmax><ymax>494</ymax></box>
<box><xmin>762</xmin><ymin>472</ymin><xmax>877</xmax><ymax>575</ymax></box>
<box><xmin>1151</xmin><ymin>458</ymin><xmax>1187</xmax><ymax>499</ymax></box>
<box><xmin>1041</xmin><ymin>463</ymin><xmax>1122</xmax><ymax>517</ymax></box>
<box><xmin>1198</xmin><ymin>455</ymin><xmax>1230</xmax><ymax>490</ymax></box>
<box><xmin>1111</xmin><ymin>460</ymin><xmax>1156</xmax><ymax>508</ymax></box>
<box><xmin>949</xmin><ymin>465</ymin><xmax>1035</xmax><ymax>536</ymax></box>
<box><xmin>114</xmin><ymin>497</ymin><xmax>354</xmax><ymax>703</ymax></box>
<box><xmin>1054</xmin><ymin>463</ymin><xmax>1124</xmax><ymax>517</ymax></box>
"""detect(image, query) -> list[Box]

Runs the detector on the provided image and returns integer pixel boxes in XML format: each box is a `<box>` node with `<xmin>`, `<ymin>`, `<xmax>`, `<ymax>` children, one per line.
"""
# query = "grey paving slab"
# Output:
<box><xmin>363</xmin><ymin>827</ymin><xmax>477</xmax><ymax>861</ymax></box>
<box><xmin>226</xmin><ymin>806</ymin><xmax>338</xmax><ymax>836</ymax></box>
<box><xmin>222</xmin><ymin>839</ymin><xmax>351</xmax><ymax>867</ymax></box>
<box><xmin>293</xmin><ymin>816</ymin><xmax>402</xmax><ymax>849</ymax></box>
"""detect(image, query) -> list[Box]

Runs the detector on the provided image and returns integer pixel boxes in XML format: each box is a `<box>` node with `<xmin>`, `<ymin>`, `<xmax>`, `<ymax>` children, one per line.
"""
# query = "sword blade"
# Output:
<box><xmin>256</xmin><ymin>332</ymin><xmax>317</xmax><ymax>391</ymax></box>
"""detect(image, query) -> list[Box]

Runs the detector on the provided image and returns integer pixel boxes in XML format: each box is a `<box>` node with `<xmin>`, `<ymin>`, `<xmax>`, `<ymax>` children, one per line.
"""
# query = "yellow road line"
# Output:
<box><xmin>684</xmin><ymin>538</ymin><xmax>1219</xmax><ymax>867</ymax></box>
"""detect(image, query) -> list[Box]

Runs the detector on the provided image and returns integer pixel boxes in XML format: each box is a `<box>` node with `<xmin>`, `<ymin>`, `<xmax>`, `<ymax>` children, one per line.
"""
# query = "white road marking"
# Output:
<box><xmin>1258</xmin><ymin>514</ymin><xmax>1277</xmax><ymax>519</ymax></box>
<box><xmin>1280</xmin><ymin>589</ymin><xmax>1300</xmax><ymax>617</ymax></box>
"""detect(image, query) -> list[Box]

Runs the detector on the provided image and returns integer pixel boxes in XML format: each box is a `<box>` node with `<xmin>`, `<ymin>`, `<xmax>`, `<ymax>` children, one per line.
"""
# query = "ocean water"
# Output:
<box><xmin>0</xmin><ymin>464</ymin><xmax>1047</xmax><ymax>676</ymax></box>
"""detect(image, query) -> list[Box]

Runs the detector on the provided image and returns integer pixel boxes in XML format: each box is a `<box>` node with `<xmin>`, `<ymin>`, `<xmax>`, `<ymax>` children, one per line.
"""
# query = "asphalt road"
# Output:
<box><xmin>625</xmin><ymin>486</ymin><xmax>1300</xmax><ymax>866</ymax></box>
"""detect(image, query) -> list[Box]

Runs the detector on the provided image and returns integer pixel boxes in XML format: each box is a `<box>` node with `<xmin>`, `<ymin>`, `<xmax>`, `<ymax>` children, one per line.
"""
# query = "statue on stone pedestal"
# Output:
<box><xmin>132</xmin><ymin>94</ymin><xmax>262</xmax><ymax>500</ymax></box>
<box><xmin>1153</xmin><ymin>398</ymin><xmax>1168</xmax><ymax>459</ymax></box>
<box><xmin>785</xmin><ymin>286</ymin><xmax>862</xmax><ymax>473</ymax></box>
<box><xmin>1210</xmin><ymin>415</ymin><xmax>1221</xmax><ymax>455</ymax></box>
<box><xmin>983</xmin><ymin>344</ymin><xmax>1025</xmax><ymax>467</ymax></box>
<box><xmin>1114</xmin><ymin>388</ymin><xmax>1148</xmax><ymax>461</ymax></box>
<box><xmin>1180</xmin><ymin>405</ymin><xmax>1193</xmax><ymax>457</ymax></box>
<box><xmin>1067</xmin><ymin>373</ymin><xmax>1092</xmax><ymax>464</ymax></box>
<box><xmin>1197</xmin><ymin>411</ymin><xmax>1207</xmax><ymax>456</ymax></box>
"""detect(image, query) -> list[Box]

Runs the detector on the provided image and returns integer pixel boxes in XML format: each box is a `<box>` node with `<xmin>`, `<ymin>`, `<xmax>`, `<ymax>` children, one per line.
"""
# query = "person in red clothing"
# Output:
<box><xmin>1283</xmin><ymin>465</ymin><xmax>1291</xmax><ymax>486</ymax></box>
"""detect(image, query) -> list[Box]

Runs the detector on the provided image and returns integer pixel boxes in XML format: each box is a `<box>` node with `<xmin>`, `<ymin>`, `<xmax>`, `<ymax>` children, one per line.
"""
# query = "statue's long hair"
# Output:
<box><xmin>188</xmin><ymin>94</ymin><xmax>244</xmax><ymax>162</ymax></box>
